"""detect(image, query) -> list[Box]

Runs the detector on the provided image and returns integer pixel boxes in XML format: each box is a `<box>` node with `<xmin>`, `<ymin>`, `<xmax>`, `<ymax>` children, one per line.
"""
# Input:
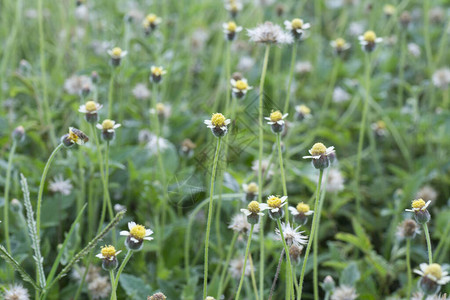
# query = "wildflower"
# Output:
<box><xmin>243</xmin><ymin>182</ymin><xmax>258</xmax><ymax>201</ymax></box>
<box><xmin>237</xmin><ymin>56</ymin><xmax>255</xmax><ymax>71</ymax></box>
<box><xmin>295</xmin><ymin>104</ymin><xmax>311</xmax><ymax>121</ymax></box>
<box><xmin>204</xmin><ymin>113</ymin><xmax>231</xmax><ymax>138</ymax></box>
<box><xmin>120</xmin><ymin>221</ymin><xmax>153</xmax><ymax>251</ymax></box>
<box><xmin>107</xmin><ymin>47</ymin><xmax>127</xmax><ymax>66</ymax></box>
<box><xmin>330</xmin><ymin>38</ymin><xmax>351</xmax><ymax>56</ymax></box>
<box><xmin>191</xmin><ymin>28</ymin><xmax>209</xmax><ymax>52</ymax></box>
<box><xmin>114</xmin><ymin>204</ymin><xmax>126</xmax><ymax>213</ymax></box>
<box><xmin>96</xmin><ymin>119</ymin><xmax>121</xmax><ymax>141</ymax></box>
<box><xmin>229</xmin><ymin>213</ymin><xmax>260</xmax><ymax>235</ymax></box>
<box><xmin>148</xmin><ymin>292</ymin><xmax>167</xmax><ymax>300</ymax></box>
<box><xmin>49</xmin><ymin>175</ymin><xmax>73</xmax><ymax>195</ymax></box>
<box><xmin>348</xmin><ymin>21</ymin><xmax>364</xmax><ymax>37</ymax></box>
<box><xmin>322</xmin><ymin>275</ymin><xmax>336</xmax><ymax>293</ymax></box>
<box><xmin>333</xmin><ymin>86</ymin><xmax>351</xmax><ymax>103</ymax></box>
<box><xmin>371</xmin><ymin>120</ymin><xmax>388</xmax><ymax>137</ymax></box>
<box><xmin>400</xmin><ymin>11</ymin><xmax>412</xmax><ymax>28</ymax></box>
<box><xmin>331</xmin><ymin>285</ymin><xmax>358</xmax><ymax>300</ymax></box>
<box><xmin>408</xmin><ymin>43</ymin><xmax>421</xmax><ymax>58</ymax></box>
<box><xmin>223</xmin><ymin>21</ymin><xmax>242</xmax><ymax>41</ymax></box>
<box><xmin>289</xmin><ymin>202</ymin><xmax>314</xmax><ymax>225</ymax></box>
<box><xmin>180</xmin><ymin>138</ymin><xmax>196</xmax><ymax>158</ymax></box>
<box><xmin>88</xmin><ymin>276</ymin><xmax>111</xmax><ymax>300</ymax></box>
<box><xmin>12</xmin><ymin>125</ymin><xmax>25</xmax><ymax>143</ymax></box>
<box><xmin>96</xmin><ymin>245</ymin><xmax>121</xmax><ymax>271</ymax></box>
<box><xmin>411</xmin><ymin>292</ymin><xmax>449</xmax><ymax>300</ymax></box>
<box><xmin>205</xmin><ymin>296</ymin><xmax>216</xmax><ymax>300</ymax></box>
<box><xmin>358</xmin><ymin>30</ymin><xmax>382</xmax><ymax>52</ymax></box>
<box><xmin>405</xmin><ymin>198</ymin><xmax>431</xmax><ymax>224</ymax></box>
<box><xmin>326</xmin><ymin>169</ymin><xmax>345</xmax><ymax>192</ymax></box>
<box><xmin>303</xmin><ymin>142</ymin><xmax>335</xmax><ymax>169</ymax></box>
<box><xmin>145</xmin><ymin>134</ymin><xmax>170</xmax><ymax>155</ymax></box>
<box><xmin>415</xmin><ymin>263</ymin><xmax>450</xmax><ymax>295</ymax></box>
<box><xmin>64</xmin><ymin>74</ymin><xmax>92</xmax><ymax>95</ymax></box>
<box><xmin>240</xmin><ymin>201</ymin><xmax>264</xmax><ymax>225</ymax></box>
<box><xmin>284</xmin><ymin>18</ymin><xmax>310</xmax><ymax>40</ymax></box>
<box><xmin>229</xmin><ymin>256</ymin><xmax>253</xmax><ymax>279</ymax></box>
<box><xmin>143</xmin><ymin>13</ymin><xmax>162</xmax><ymax>34</ymax></box>
<box><xmin>224</xmin><ymin>0</ymin><xmax>243</xmax><ymax>18</ymax></box>
<box><xmin>61</xmin><ymin>127</ymin><xmax>89</xmax><ymax>148</ymax></box>
<box><xmin>75</xmin><ymin>4</ymin><xmax>89</xmax><ymax>21</ymax></box>
<box><xmin>262</xmin><ymin>195</ymin><xmax>288</xmax><ymax>219</ymax></box>
<box><xmin>150</xmin><ymin>66</ymin><xmax>167</xmax><ymax>84</ymax></box>
<box><xmin>416</xmin><ymin>185</ymin><xmax>438</xmax><ymax>202</ymax></box>
<box><xmin>396</xmin><ymin>219</ymin><xmax>420</xmax><ymax>240</ymax></box>
<box><xmin>429</xmin><ymin>7</ymin><xmax>444</xmax><ymax>24</ymax></box>
<box><xmin>251</xmin><ymin>159</ymin><xmax>274</xmax><ymax>179</ymax></box>
<box><xmin>151</xmin><ymin>102</ymin><xmax>171</xmax><ymax>121</ymax></box>
<box><xmin>230</xmin><ymin>77</ymin><xmax>252</xmax><ymax>98</ymax></box>
<box><xmin>275</xmin><ymin>222</ymin><xmax>308</xmax><ymax>247</ymax></box>
<box><xmin>3</xmin><ymin>284</ymin><xmax>30</xmax><ymax>300</ymax></box>
<box><xmin>265</xmin><ymin>110</ymin><xmax>288</xmax><ymax>133</ymax></box>
<box><xmin>289</xmin><ymin>244</ymin><xmax>303</xmax><ymax>264</ymax></box>
<box><xmin>432</xmin><ymin>68</ymin><xmax>450</xmax><ymax>90</ymax></box>
<box><xmin>247</xmin><ymin>22</ymin><xmax>293</xmax><ymax>45</ymax></box>
<box><xmin>383</xmin><ymin>4</ymin><xmax>396</xmax><ymax>17</ymax></box>
<box><xmin>132</xmin><ymin>83</ymin><xmax>151</xmax><ymax>100</ymax></box>
<box><xmin>79</xmin><ymin>100</ymin><xmax>102</xmax><ymax>123</ymax></box>
<box><xmin>295</xmin><ymin>61</ymin><xmax>313</xmax><ymax>74</ymax></box>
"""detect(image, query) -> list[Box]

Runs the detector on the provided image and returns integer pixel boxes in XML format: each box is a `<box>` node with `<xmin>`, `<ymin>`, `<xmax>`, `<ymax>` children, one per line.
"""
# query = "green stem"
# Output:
<box><xmin>258</xmin><ymin>44</ymin><xmax>271</xmax><ymax>300</ymax></box>
<box><xmin>324</xmin><ymin>292</ymin><xmax>330</xmax><ymax>300</ymax></box>
<box><xmin>276</xmin><ymin>134</ymin><xmax>288</xmax><ymax>219</ymax></box>
<box><xmin>284</xmin><ymin>43</ymin><xmax>297</xmax><ymax>113</ymax></box>
<box><xmin>276</xmin><ymin>219</ymin><xmax>293</xmax><ymax>300</ymax></box>
<box><xmin>235</xmin><ymin>225</ymin><xmax>255</xmax><ymax>300</ymax></box>
<box><xmin>319</xmin><ymin>59</ymin><xmax>340</xmax><ymax>122</ymax></box>
<box><xmin>435</xmin><ymin>217</ymin><xmax>450</xmax><ymax>260</ymax></box>
<box><xmin>355</xmin><ymin>53</ymin><xmax>371</xmax><ymax>221</ymax></box>
<box><xmin>3</xmin><ymin>141</ymin><xmax>17</xmax><ymax>254</ymax></box>
<box><xmin>110</xmin><ymin>270</ymin><xmax>116</xmax><ymax>300</ymax></box>
<box><xmin>217</xmin><ymin>232</ymin><xmax>238</xmax><ymax>298</ymax></box>
<box><xmin>225</xmin><ymin>41</ymin><xmax>231</xmax><ymax>114</ymax></box>
<box><xmin>203</xmin><ymin>137</ymin><xmax>222</xmax><ymax>299</ymax></box>
<box><xmin>423</xmin><ymin>223</ymin><xmax>433</xmax><ymax>265</ymax></box>
<box><xmin>105</xmin><ymin>141</ymin><xmax>116</xmax><ymax>244</ymax></box>
<box><xmin>108</xmin><ymin>69</ymin><xmax>116</xmax><ymax>118</ymax></box>
<box><xmin>406</xmin><ymin>238</ymin><xmax>412</xmax><ymax>299</ymax></box>
<box><xmin>249</xmin><ymin>254</ymin><xmax>260</xmax><ymax>300</ymax></box>
<box><xmin>298</xmin><ymin>169</ymin><xmax>324</xmax><ymax>300</ymax></box>
<box><xmin>113</xmin><ymin>250</ymin><xmax>133</xmax><ymax>296</ymax></box>
<box><xmin>397</xmin><ymin>31</ymin><xmax>406</xmax><ymax>108</ymax></box>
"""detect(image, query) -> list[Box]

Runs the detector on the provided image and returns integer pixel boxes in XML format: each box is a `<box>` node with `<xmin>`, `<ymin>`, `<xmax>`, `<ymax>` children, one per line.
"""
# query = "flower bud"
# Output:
<box><xmin>10</xmin><ymin>198</ymin><xmax>23</xmax><ymax>213</ymax></box>
<box><xmin>414</xmin><ymin>209</ymin><xmax>431</xmax><ymax>224</ymax></box>
<box><xmin>12</xmin><ymin>126</ymin><xmax>25</xmax><ymax>143</ymax></box>
<box><xmin>322</xmin><ymin>275</ymin><xmax>335</xmax><ymax>293</ymax></box>
<box><xmin>289</xmin><ymin>244</ymin><xmax>303</xmax><ymax>264</ymax></box>
<box><xmin>419</xmin><ymin>276</ymin><xmax>440</xmax><ymax>295</ymax></box>
<box><xmin>102</xmin><ymin>257</ymin><xmax>119</xmax><ymax>271</ymax></box>
<box><xmin>268</xmin><ymin>209</ymin><xmax>284</xmax><ymax>220</ymax></box>
<box><xmin>312</xmin><ymin>155</ymin><xmax>330</xmax><ymax>170</ymax></box>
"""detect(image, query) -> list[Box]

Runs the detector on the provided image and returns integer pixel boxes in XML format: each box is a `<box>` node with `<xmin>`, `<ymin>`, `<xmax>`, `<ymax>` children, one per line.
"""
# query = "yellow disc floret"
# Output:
<box><xmin>101</xmin><ymin>245</ymin><xmax>117</xmax><ymax>258</ymax></box>
<box><xmin>235</xmin><ymin>80</ymin><xmax>248</xmax><ymax>90</ymax></box>
<box><xmin>383</xmin><ymin>4</ymin><xmax>396</xmax><ymax>15</ymax></box>
<box><xmin>376</xmin><ymin>120</ymin><xmax>386</xmax><ymax>129</ymax></box>
<box><xmin>68</xmin><ymin>128</ymin><xmax>80</xmax><ymax>143</ymax></box>
<box><xmin>156</xmin><ymin>103</ymin><xmax>165</xmax><ymax>113</ymax></box>
<box><xmin>85</xmin><ymin>101</ymin><xmax>97</xmax><ymax>112</ymax></box>
<box><xmin>291</xmin><ymin>18</ymin><xmax>303</xmax><ymax>29</ymax></box>
<box><xmin>130</xmin><ymin>224</ymin><xmax>146</xmax><ymax>240</ymax></box>
<box><xmin>102</xmin><ymin>119</ymin><xmax>115</xmax><ymax>130</ymax></box>
<box><xmin>111</xmin><ymin>47</ymin><xmax>122</xmax><ymax>57</ymax></box>
<box><xmin>270</xmin><ymin>110</ymin><xmax>283</xmax><ymax>122</ymax></box>
<box><xmin>152</xmin><ymin>67</ymin><xmax>164</xmax><ymax>76</ymax></box>
<box><xmin>363</xmin><ymin>31</ymin><xmax>376</xmax><ymax>43</ymax></box>
<box><xmin>424</xmin><ymin>264</ymin><xmax>443</xmax><ymax>280</ymax></box>
<box><xmin>268</xmin><ymin>196</ymin><xmax>281</xmax><ymax>208</ymax></box>
<box><xmin>211</xmin><ymin>113</ymin><xmax>226</xmax><ymax>127</ymax></box>
<box><xmin>310</xmin><ymin>143</ymin><xmax>327</xmax><ymax>156</ymax></box>
<box><xmin>411</xmin><ymin>199</ymin><xmax>426</xmax><ymax>210</ymax></box>
<box><xmin>335</xmin><ymin>38</ymin><xmax>346</xmax><ymax>48</ymax></box>
<box><xmin>146</xmin><ymin>14</ymin><xmax>158</xmax><ymax>23</ymax></box>
<box><xmin>227</xmin><ymin>21</ymin><xmax>237</xmax><ymax>32</ymax></box>
<box><xmin>298</xmin><ymin>105</ymin><xmax>311</xmax><ymax>115</ymax></box>
<box><xmin>296</xmin><ymin>202</ymin><xmax>310</xmax><ymax>214</ymax></box>
<box><xmin>247</xmin><ymin>182</ymin><xmax>258</xmax><ymax>193</ymax></box>
<box><xmin>248</xmin><ymin>201</ymin><xmax>261</xmax><ymax>214</ymax></box>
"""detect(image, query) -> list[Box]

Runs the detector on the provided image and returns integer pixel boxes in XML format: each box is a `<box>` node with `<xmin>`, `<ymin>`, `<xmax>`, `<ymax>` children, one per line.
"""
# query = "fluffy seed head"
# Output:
<box><xmin>310</xmin><ymin>143</ymin><xmax>327</xmax><ymax>156</ymax></box>
<box><xmin>130</xmin><ymin>224</ymin><xmax>146</xmax><ymax>240</ymax></box>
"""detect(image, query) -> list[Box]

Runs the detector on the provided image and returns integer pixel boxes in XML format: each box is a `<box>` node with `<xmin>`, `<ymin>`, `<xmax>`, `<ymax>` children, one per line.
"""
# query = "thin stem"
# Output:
<box><xmin>324</xmin><ymin>292</ymin><xmax>330</xmax><ymax>300</ymax></box>
<box><xmin>355</xmin><ymin>53</ymin><xmax>371</xmax><ymax>221</ymax></box>
<box><xmin>110</xmin><ymin>270</ymin><xmax>116</xmax><ymax>300</ymax></box>
<box><xmin>113</xmin><ymin>250</ymin><xmax>133</xmax><ymax>296</ymax></box>
<box><xmin>423</xmin><ymin>223</ymin><xmax>433</xmax><ymax>265</ymax></box>
<box><xmin>217</xmin><ymin>232</ymin><xmax>239</xmax><ymax>298</ymax></box>
<box><xmin>108</xmin><ymin>69</ymin><xmax>116</xmax><ymax>118</ymax></box>
<box><xmin>284</xmin><ymin>43</ymin><xmax>298</xmax><ymax>113</ymax></box>
<box><xmin>276</xmin><ymin>133</ymin><xmax>288</xmax><ymax>219</ymax></box>
<box><xmin>269</xmin><ymin>248</ymin><xmax>285</xmax><ymax>300</ymax></box>
<box><xmin>249</xmin><ymin>254</ymin><xmax>259</xmax><ymax>300</ymax></box>
<box><xmin>225</xmin><ymin>41</ymin><xmax>231</xmax><ymax>114</ymax></box>
<box><xmin>298</xmin><ymin>169</ymin><xmax>324</xmax><ymax>300</ymax></box>
<box><xmin>235</xmin><ymin>225</ymin><xmax>254</xmax><ymax>300</ymax></box>
<box><xmin>435</xmin><ymin>217</ymin><xmax>450</xmax><ymax>260</ymax></box>
<box><xmin>406</xmin><ymin>238</ymin><xmax>412</xmax><ymax>299</ymax></box>
<box><xmin>258</xmin><ymin>45</ymin><xmax>271</xmax><ymax>300</ymax></box>
<box><xmin>3</xmin><ymin>140</ymin><xmax>17</xmax><ymax>253</ymax></box>
<box><xmin>397</xmin><ymin>32</ymin><xmax>406</xmax><ymax>108</ymax></box>
<box><xmin>203</xmin><ymin>137</ymin><xmax>222</xmax><ymax>299</ymax></box>
<box><xmin>105</xmin><ymin>141</ymin><xmax>115</xmax><ymax>244</ymax></box>
<box><xmin>277</xmin><ymin>219</ymin><xmax>294</xmax><ymax>300</ymax></box>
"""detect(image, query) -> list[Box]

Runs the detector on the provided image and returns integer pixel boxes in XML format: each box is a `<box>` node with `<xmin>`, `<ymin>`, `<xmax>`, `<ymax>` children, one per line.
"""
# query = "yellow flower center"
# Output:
<box><xmin>68</xmin><ymin>129</ymin><xmax>79</xmax><ymax>143</ymax></box>
<box><xmin>85</xmin><ymin>101</ymin><xmax>97</xmax><ymax>112</ymax></box>
<box><xmin>424</xmin><ymin>264</ymin><xmax>442</xmax><ymax>279</ymax></box>
<box><xmin>363</xmin><ymin>31</ymin><xmax>377</xmax><ymax>43</ymax></box>
<box><xmin>411</xmin><ymin>199</ymin><xmax>426</xmax><ymax>210</ymax></box>
<box><xmin>376</xmin><ymin>120</ymin><xmax>386</xmax><ymax>129</ymax></box>
<box><xmin>247</xmin><ymin>182</ymin><xmax>258</xmax><ymax>193</ymax></box>
<box><xmin>335</xmin><ymin>38</ymin><xmax>346</xmax><ymax>48</ymax></box>
<box><xmin>102</xmin><ymin>119</ymin><xmax>115</xmax><ymax>130</ymax></box>
<box><xmin>130</xmin><ymin>224</ymin><xmax>146</xmax><ymax>240</ymax></box>
<box><xmin>270</xmin><ymin>110</ymin><xmax>283</xmax><ymax>122</ymax></box>
<box><xmin>248</xmin><ymin>201</ymin><xmax>261</xmax><ymax>214</ymax></box>
<box><xmin>383</xmin><ymin>4</ymin><xmax>396</xmax><ymax>15</ymax></box>
<box><xmin>152</xmin><ymin>67</ymin><xmax>164</xmax><ymax>76</ymax></box>
<box><xmin>211</xmin><ymin>113</ymin><xmax>226</xmax><ymax>127</ymax></box>
<box><xmin>111</xmin><ymin>47</ymin><xmax>122</xmax><ymax>57</ymax></box>
<box><xmin>227</xmin><ymin>21</ymin><xmax>237</xmax><ymax>32</ymax></box>
<box><xmin>230</xmin><ymin>4</ymin><xmax>238</xmax><ymax>12</ymax></box>
<box><xmin>291</xmin><ymin>18</ymin><xmax>303</xmax><ymax>29</ymax></box>
<box><xmin>310</xmin><ymin>143</ymin><xmax>327</xmax><ymax>156</ymax></box>
<box><xmin>296</xmin><ymin>202</ymin><xmax>310</xmax><ymax>213</ymax></box>
<box><xmin>267</xmin><ymin>196</ymin><xmax>282</xmax><ymax>208</ymax></box>
<box><xmin>156</xmin><ymin>103</ymin><xmax>165</xmax><ymax>113</ymax></box>
<box><xmin>101</xmin><ymin>245</ymin><xmax>117</xmax><ymax>258</ymax></box>
<box><xmin>298</xmin><ymin>105</ymin><xmax>311</xmax><ymax>115</ymax></box>
<box><xmin>147</xmin><ymin>14</ymin><xmax>158</xmax><ymax>23</ymax></box>
<box><xmin>235</xmin><ymin>80</ymin><xmax>248</xmax><ymax>90</ymax></box>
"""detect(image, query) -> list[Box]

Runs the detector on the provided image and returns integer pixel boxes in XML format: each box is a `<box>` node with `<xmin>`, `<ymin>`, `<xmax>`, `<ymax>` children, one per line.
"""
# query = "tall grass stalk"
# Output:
<box><xmin>298</xmin><ymin>169</ymin><xmax>324</xmax><ymax>300</ymax></box>
<box><xmin>203</xmin><ymin>137</ymin><xmax>222</xmax><ymax>299</ymax></box>
<box><xmin>109</xmin><ymin>271</ymin><xmax>116</xmax><ymax>300</ymax></box>
<box><xmin>3</xmin><ymin>140</ymin><xmax>17</xmax><ymax>253</ymax></box>
<box><xmin>258</xmin><ymin>44</ymin><xmax>271</xmax><ymax>300</ymax></box>
<box><xmin>235</xmin><ymin>225</ymin><xmax>255</xmax><ymax>300</ymax></box>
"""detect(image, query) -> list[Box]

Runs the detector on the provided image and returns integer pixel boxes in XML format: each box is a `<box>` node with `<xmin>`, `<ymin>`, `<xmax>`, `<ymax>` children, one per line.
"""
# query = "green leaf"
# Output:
<box><xmin>119</xmin><ymin>273</ymin><xmax>152</xmax><ymax>300</ymax></box>
<box><xmin>340</xmin><ymin>262</ymin><xmax>360</xmax><ymax>286</ymax></box>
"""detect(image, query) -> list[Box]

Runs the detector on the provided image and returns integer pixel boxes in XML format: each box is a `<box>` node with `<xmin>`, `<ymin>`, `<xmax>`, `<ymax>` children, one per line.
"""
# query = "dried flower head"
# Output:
<box><xmin>229</xmin><ymin>213</ymin><xmax>260</xmax><ymax>233</ymax></box>
<box><xmin>229</xmin><ymin>256</ymin><xmax>253</xmax><ymax>279</ymax></box>
<box><xmin>49</xmin><ymin>175</ymin><xmax>73</xmax><ymax>195</ymax></box>
<box><xmin>275</xmin><ymin>222</ymin><xmax>308</xmax><ymax>247</ymax></box>
<box><xmin>3</xmin><ymin>284</ymin><xmax>30</xmax><ymax>300</ymax></box>
<box><xmin>148</xmin><ymin>292</ymin><xmax>167</xmax><ymax>300</ymax></box>
<box><xmin>416</xmin><ymin>185</ymin><xmax>438</xmax><ymax>202</ymax></box>
<box><xmin>396</xmin><ymin>219</ymin><xmax>420</xmax><ymax>240</ymax></box>
<box><xmin>247</xmin><ymin>22</ymin><xmax>293</xmax><ymax>45</ymax></box>
<box><xmin>432</xmin><ymin>68</ymin><xmax>450</xmax><ymax>90</ymax></box>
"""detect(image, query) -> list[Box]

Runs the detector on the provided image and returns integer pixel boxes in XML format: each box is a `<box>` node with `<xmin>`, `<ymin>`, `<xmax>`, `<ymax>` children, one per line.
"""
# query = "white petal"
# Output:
<box><xmin>282</xmin><ymin>113</ymin><xmax>289</xmax><ymax>119</ymax></box>
<box><xmin>120</xmin><ymin>231</ymin><xmax>130</xmax><ymax>236</ymax></box>
<box><xmin>280</xmin><ymin>196</ymin><xmax>288</xmax><ymax>202</ymax></box>
<box><xmin>225</xmin><ymin>119</ymin><xmax>231</xmax><ymax>125</ymax></box>
<box><xmin>116</xmin><ymin>250</ymin><xmax>122</xmax><ymax>256</ymax></box>
<box><xmin>130</xmin><ymin>237</ymin><xmax>139</xmax><ymax>243</ymax></box>
<box><xmin>145</xmin><ymin>229</ymin><xmax>153</xmax><ymax>236</ymax></box>
<box><xmin>230</xmin><ymin>78</ymin><xmax>237</xmax><ymax>86</ymax></box>
<box><xmin>144</xmin><ymin>237</ymin><xmax>154</xmax><ymax>241</ymax></box>
<box><xmin>128</xmin><ymin>222</ymin><xmax>136</xmax><ymax>230</ymax></box>
<box><xmin>96</xmin><ymin>124</ymin><xmax>103</xmax><ymax>130</ymax></box>
<box><xmin>96</xmin><ymin>253</ymin><xmax>104</xmax><ymax>259</ymax></box>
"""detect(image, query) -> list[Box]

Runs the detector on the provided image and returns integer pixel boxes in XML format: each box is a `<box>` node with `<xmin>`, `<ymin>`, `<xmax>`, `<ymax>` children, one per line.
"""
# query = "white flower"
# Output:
<box><xmin>49</xmin><ymin>175</ymin><xmax>73</xmax><ymax>196</ymax></box>
<box><xmin>222</xmin><ymin>22</ymin><xmax>243</xmax><ymax>35</ymax></box>
<box><xmin>247</xmin><ymin>22</ymin><xmax>293</xmax><ymax>45</ymax></box>
<box><xmin>229</xmin><ymin>213</ymin><xmax>260</xmax><ymax>233</ymax></box>
<box><xmin>204</xmin><ymin>113</ymin><xmax>231</xmax><ymax>131</ymax></box>
<box><xmin>407</xmin><ymin>43</ymin><xmax>421</xmax><ymax>58</ymax></box>
<box><xmin>3</xmin><ymin>284</ymin><xmax>30</xmax><ymax>300</ymax></box>
<box><xmin>230</xmin><ymin>78</ymin><xmax>253</xmax><ymax>95</ymax></box>
<box><xmin>78</xmin><ymin>101</ymin><xmax>102</xmax><ymax>114</ymax></box>
<box><xmin>265</xmin><ymin>111</ymin><xmax>288</xmax><ymax>126</ymax></box>
<box><xmin>326</xmin><ymin>169</ymin><xmax>344</xmax><ymax>192</ymax></box>
<box><xmin>261</xmin><ymin>195</ymin><xmax>288</xmax><ymax>213</ymax></box>
<box><xmin>405</xmin><ymin>199</ymin><xmax>431</xmax><ymax>212</ymax></box>
<box><xmin>120</xmin><ymin>221</ymin><xmax>154</xmax><ymax>243</ymax></box>
<box><xmin>132</xmin><ymin>83</ymin><xmax>151</xmax><ymax>100</ymax></box>
<box><xmin>145</xmin><ymin>134</ymin><xmax>170</xmax><ymax>155</ymax></box>
<box><xmin>229</xmin><ymin>256</ymin><xmax>253</xmax><ymax>279</ymax></box>
<box><xmin>284</xmin><ymin>19</ymin><xmax>310</xmax><ymax>39</ymax></box>
<box><xmin>95</xmin><ymin>246</ymin><xmax>122</xmax><ymax>261</ymax></box>
<box><xmin>432</xmin><ymin>68</ymin><xmax>450</xmax><ymax>89</ymax></box>
<box><xmin>96</xmin><ymin>119</ymin><xmax>121</xmax><ymax>132</ymax></box>
<box><xmin>107</xmin><ymin>47</ymin><xmax>128</xmax><ymax>59</ymax></box>
<box><xmin>303</xmin><ymin>143</ymin><xmax>335</xmax><ymax>159</ymax></box>
<box><xmin>331</xmin><ymin>285</ymin><xmax>358</xmax><ymax>300</ymax></box>
<box><xmin>332</xmin><ymin>87</ymin><xmax>351</xmax><ymax>103</ymax></box>
<box><xmin>414</xmin><ymin>263</ymin><xmax>450</xmax><ymax>285</ymax></box>
<box><xmin>288</xmin><ymin>203</ymin><xmax>314</xmax><ymax>216</ymax></box>
<box><xmin>275</xmin><ymin>222</ymin><xmax>308</xmax><ymax>247</ymax></box>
